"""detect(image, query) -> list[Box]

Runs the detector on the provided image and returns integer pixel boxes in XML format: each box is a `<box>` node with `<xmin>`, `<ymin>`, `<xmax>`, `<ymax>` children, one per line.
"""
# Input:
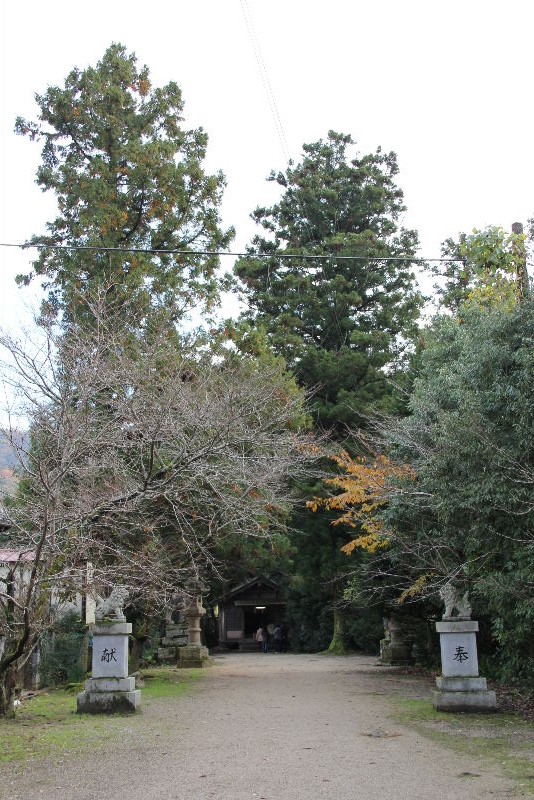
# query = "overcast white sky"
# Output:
<box><xmin>1</xmin><ymin>0</ymin><xmax>533</xmax><ymax>333</ymax></box>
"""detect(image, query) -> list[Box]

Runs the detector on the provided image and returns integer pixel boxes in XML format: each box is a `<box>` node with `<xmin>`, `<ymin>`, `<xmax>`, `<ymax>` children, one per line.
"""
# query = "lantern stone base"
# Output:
<box><xmin>77</xmin><ymin>676</ymin><xmax>141</xmax><ymax>714</ymax></box>
<box><xmin>433</xmin><ymin>676</ymin><xmax>497</xmax><ymax>712</ymax></box>
<box><xmin>176</xmin><ymin>644</ymin><xmax>209</xmax><ymax>668</ymax></box>
<box><xmin>379</xmin><ymin>640</ymin><xmax>412</xmax><ymax>666</ymax></box>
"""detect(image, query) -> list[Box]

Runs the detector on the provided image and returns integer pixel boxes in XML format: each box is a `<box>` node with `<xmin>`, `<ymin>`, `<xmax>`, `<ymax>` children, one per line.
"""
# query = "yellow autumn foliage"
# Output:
<box><xmin>307</xmin><ymin>451</ymin><xmax>414</xmax><ymax>555</ymax></box>
<box><xmin>397</xmin><ymin>574</ymin><xmax>430</xmax><ymax>605</ymax></box>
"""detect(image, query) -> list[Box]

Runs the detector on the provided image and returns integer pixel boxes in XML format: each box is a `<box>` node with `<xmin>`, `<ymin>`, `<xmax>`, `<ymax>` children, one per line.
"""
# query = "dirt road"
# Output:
<box><xmin>1</xmin><ymin>653</ymin><xmax>525</xmax><ymax>799</ymax></box>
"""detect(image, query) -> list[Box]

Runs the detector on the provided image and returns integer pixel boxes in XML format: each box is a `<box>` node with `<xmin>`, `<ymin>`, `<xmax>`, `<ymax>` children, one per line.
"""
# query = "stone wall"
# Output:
<box><xmin>157</xmin><ymin>614</ymin><xmax>188</xmax><ymax>663</ymax></box>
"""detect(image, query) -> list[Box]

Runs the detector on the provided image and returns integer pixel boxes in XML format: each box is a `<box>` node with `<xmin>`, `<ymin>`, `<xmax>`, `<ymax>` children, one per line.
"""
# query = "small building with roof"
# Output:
<box><xmin>216</xmin><ymin>576</ymin><xmax>285</xmax><ymax>650</ymax></box>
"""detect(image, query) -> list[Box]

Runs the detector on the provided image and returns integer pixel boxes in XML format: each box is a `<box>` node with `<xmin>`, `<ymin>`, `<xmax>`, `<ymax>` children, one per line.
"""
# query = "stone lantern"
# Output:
<box><xmin>177</xmin><ymin>595</ymin><xmax>209</xmax><ymax>668</ymax></box>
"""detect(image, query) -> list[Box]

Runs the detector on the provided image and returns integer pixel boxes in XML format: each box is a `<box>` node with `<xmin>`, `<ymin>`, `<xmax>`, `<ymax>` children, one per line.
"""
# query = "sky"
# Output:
<box><xmin>0</xmin><ymin>0</ymin><xmax>533</xmax><ymax>334</ymax></box>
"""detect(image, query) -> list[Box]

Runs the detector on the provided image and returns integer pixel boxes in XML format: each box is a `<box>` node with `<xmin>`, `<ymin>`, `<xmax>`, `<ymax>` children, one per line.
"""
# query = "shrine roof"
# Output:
<box><xmin>0</xmin><ymin>549</ymin><xmax>35</xmax><ymax>563</ymax></box>
<box><xmin>222</xmin><ymin>575</ymin><xmax>280</xmax><ymax>600</ymax></box>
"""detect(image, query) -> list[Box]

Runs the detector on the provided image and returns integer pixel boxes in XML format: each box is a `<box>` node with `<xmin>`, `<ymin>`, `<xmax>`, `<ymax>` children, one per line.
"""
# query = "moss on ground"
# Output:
<box><xmin>394</xmin><ymin>697</ymin><xmax>534</xmax><ymax>795</ymax></box>
<box><xmin>0</xmin><ymin>667</ymin><xmax>203</xmax><ymax>765</ymax></box>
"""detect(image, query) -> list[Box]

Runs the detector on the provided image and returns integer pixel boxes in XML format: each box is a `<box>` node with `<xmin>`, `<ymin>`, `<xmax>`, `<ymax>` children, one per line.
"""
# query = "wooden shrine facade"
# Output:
<box><xmin>216</xmin><ymin>577</ymin><xmax>285</xmax><ymax>650</ymax></box>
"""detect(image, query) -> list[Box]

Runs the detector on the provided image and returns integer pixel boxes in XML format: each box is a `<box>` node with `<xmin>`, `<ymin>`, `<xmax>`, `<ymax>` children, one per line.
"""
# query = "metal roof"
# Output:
<box><xmin>0</xmin><ymin>549</ymin><xmax>35</xmax><ymax>564</ymax></box>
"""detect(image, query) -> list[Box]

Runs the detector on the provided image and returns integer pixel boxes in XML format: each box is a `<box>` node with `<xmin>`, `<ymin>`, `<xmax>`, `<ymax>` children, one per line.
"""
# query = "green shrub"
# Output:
<box><xmin>39</xmin><ymin>613</ymin><xmax>87</xmax><ymax>686</ymax></box>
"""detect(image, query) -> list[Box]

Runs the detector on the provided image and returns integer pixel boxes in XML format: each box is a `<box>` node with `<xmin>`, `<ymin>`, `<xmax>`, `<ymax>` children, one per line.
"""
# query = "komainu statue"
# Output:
<box><xmin>439</xmin><ymin>582</ymin><xmax>472</xmax><ymax>620</ymax></box>
<box><xmin>95</xmin><ymin>586</ymin><xmax>129</xmax><ymax>621</ymax></box>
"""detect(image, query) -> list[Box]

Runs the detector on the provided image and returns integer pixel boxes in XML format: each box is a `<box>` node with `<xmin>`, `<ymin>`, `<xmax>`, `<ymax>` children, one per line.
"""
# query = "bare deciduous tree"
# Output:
<box><xmin>0</xmin><ymin>298</ymin><xmax>317</xmax><ymax>715</ymax></box>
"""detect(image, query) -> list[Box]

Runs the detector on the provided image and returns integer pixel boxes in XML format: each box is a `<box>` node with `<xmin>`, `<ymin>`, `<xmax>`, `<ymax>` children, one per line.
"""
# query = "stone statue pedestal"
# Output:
<box><xmin>77</xmin><ymin>621</ymin><xmax>141</xmax><ymax>714</ymax></box>
<box><xmin>176</xmin><ymin>596</ymin><xmax>209</xmax><ymax>669</ymax></box>
<box><xmin>433</xmin><ymin>619</ymin><xmax>496</xmax><ymax>712</ymax></box>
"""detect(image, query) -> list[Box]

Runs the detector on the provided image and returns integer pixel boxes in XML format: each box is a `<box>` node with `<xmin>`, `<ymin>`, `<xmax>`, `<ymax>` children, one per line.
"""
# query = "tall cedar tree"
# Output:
<box><xmin>234</xmin><ymin>130</ymin><xmax>422</xmax><ymax>430</ymax></box>
<box><xmin>15</xmin><ymin>43</ymin><xmax>233</xmax><ymax>323</ymax></box>
<box><xmin>234</xmin><ymin>131</ymin><xmax>422</xmax><ymax>651</ymax></box>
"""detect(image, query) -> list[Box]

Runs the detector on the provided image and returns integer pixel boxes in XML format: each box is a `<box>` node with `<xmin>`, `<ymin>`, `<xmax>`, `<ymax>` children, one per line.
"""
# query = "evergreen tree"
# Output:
<box><xmin>383</xmin><ymin>301</ymin><xmax>534</xmax><ymax>681</ymax></box>
<box><xmin>315</xmin><ymin>221</ymin><xmax>534</xmax><ymax>678</ymax></box>
<box><xmin>16</xmin><ymin>43</ymin><xmax>233</xmax><ymax>323</ymax></box>
<box><xmin>234</xmin><ymin>130</ymin><xmax>422</xmax><ymax>430</ymax></box>
<box><xmin>233</xmin><ymin>131</ymin><xmax>422</xmax><ymax>650</ymax></box>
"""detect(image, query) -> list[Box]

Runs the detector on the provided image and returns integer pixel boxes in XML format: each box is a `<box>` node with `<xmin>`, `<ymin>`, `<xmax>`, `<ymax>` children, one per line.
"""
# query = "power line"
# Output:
<box><xmin>239</xmin><ymin>0</ymin><xmax>290</xmax><ymax>163</ymax></box>
<box><xmin>0</xmin><ymin>242</ymin><xmax>465</xmax><ymax>263</ymax></box>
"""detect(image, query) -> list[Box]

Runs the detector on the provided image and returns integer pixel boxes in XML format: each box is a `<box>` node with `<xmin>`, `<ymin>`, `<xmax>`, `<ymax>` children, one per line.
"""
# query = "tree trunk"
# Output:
<box><xmin>0</xmin><ymin>663</ymin><xmax>17</xmax><ymax>718</ymax></box>
<box><xmin>130</xmin><ymin>637</ymin><xmax>145</xmax><ymax>672</ymax></box>
<box><xmin>80</xmin><ymin>629</ymin><xmax>89</xmax><ymax>675</ymax></box>
<box><xmin>327</xmin><ymin>606</ymin><xmax>347</xmax><ymax>655</ymax></box>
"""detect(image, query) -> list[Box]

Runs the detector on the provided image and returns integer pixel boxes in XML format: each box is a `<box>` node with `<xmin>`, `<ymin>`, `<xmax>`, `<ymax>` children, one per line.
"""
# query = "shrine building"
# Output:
<box><xmin>216</xmin><ymin>576</ymin><xmax>285</xmax><ymax>650</ymax></box>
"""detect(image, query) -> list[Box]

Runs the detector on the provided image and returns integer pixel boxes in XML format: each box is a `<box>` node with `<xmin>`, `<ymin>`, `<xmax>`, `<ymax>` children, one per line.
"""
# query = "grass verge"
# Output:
<box><xmin>394</xmin><ymin>697</ymin><xmax>534</xmax><ymax>795</ymax></box>
<box><xmin>0</xmin><ymin>666</ymin><xmax>204</xmax><ymax>765</ymax></box>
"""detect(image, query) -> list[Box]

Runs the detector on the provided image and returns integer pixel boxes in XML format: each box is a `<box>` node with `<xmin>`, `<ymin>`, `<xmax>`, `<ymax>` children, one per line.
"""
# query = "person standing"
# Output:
<box><xmin>273</xmin><ymin>624</ymin><xmax>282</xmax><ymax>653</ymax></box>
<box><xmin>255</xmin><ymin>625</ymin><xmax>264</xmax><ymax>652</ymax></box>
<box><xmin>281</xmin><ymin>624</ymin><xmax>289</xmax><ymax>653</ymax></box>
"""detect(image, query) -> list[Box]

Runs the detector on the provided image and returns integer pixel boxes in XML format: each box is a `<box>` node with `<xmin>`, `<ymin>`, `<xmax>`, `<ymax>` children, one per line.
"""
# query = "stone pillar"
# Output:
<box><xmin>77</xmin><ymin>620</ymin><xmax>141</xmax><ymax>713</ymax></box>
<box><xmin>177</xmin><ymin>596</ymin><xmax>209</xmax><ymax>668</ymax></box>
<box><xmin>433</xmin><ymin>619</ymin><xmax>496</xmax><ymax>712</ymax></box>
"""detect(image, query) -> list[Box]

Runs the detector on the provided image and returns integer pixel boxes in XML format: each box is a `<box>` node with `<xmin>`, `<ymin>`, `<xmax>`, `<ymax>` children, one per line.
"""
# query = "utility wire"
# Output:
<box><xmin>0</xmin><ymin>242</ymin><xmax>465</xmax><ymax>263</ymax></box>
<box><xmin>239</xmin><ymin>0</ymin><xmax>290</xmax><ymax>163</ymax></box>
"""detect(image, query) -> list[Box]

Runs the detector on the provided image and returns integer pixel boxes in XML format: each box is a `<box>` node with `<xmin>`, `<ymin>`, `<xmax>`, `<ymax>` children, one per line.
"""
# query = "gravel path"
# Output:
<box><xmin>1</xmin><ymin>653</ymin><xmax>523</xmax><ymax>799</ymax></box>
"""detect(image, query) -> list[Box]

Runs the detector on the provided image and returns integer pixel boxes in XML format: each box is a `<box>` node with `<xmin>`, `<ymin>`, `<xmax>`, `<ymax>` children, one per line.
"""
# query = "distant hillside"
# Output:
<box><xmin>0</xmin><ymin>468</ymin><xmax>17</xmax><ymax>497</ymax></box>
<box><xmin>0</xmin><ymin>431</ymin><xmax>24</xmax><ymax>497</ymax></box>
<box><xmin>0</xmin><ymin>431</ymin><xmax>25</xmax><ymax>468</ymax></box>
